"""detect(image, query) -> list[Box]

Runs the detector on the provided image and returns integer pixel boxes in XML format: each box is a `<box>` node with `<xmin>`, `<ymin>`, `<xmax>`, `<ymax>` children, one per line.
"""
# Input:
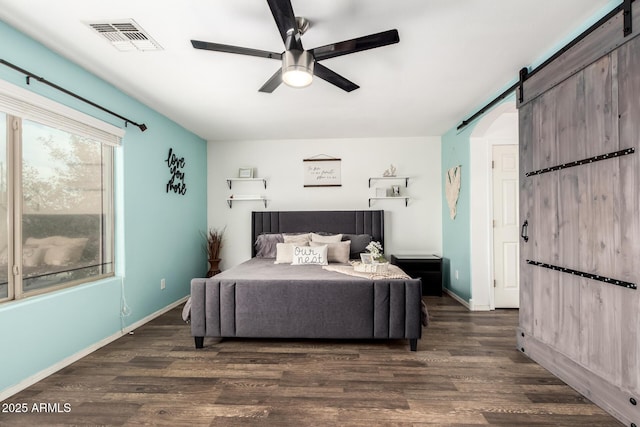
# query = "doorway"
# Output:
<box><xmin>469</xmin><ymin>100</ymin><xmax>519</xmax><ymax>310</ymax></box>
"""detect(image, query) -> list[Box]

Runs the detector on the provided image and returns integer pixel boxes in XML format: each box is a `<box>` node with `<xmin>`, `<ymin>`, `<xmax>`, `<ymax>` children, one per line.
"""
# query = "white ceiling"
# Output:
<box><xmin>0</xmin><ymin>0</ymin><xmax>613</xmax><ymax>142</ymax></box>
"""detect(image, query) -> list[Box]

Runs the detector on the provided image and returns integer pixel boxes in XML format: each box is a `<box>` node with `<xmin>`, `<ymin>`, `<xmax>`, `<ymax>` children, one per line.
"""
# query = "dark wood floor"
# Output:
<box><xmin>0</xmin><ymin>295</ymin><xmax>622</xmax><ymax>426</ymax></box>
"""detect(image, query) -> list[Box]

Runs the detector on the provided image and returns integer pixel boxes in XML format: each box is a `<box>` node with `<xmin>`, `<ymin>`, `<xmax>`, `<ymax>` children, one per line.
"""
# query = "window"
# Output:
<box><xmin>0</xmin><ymin>82</ymin><xmax>120</xmax><ymax>302</ymax></box>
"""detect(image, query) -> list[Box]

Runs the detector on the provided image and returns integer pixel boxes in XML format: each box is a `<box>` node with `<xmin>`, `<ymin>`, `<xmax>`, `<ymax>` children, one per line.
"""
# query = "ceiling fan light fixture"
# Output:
<box><xmin>282</xmin><ymin>50</ymin><xmax>314</xmax><ymax>88</ymax></box>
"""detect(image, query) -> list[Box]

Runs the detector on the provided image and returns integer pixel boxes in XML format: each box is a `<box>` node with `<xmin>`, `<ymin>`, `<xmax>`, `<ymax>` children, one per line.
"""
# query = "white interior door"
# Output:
<box><xmin>493</xmin><ymin>144</ymin><xmax>519</xmax><ymax>308</ymax></box>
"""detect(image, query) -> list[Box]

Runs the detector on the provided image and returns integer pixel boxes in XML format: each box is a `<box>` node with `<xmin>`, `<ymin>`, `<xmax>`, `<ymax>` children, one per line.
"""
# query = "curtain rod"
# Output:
<box><xmin>457</xmin><ymin>0</ymin><xmax>630</xmax><ymax>131</ymax></box>
<box><xmin>0</xmin><ymin>58</ymin><xmax>147</xmax><ymax>132</ymax></box>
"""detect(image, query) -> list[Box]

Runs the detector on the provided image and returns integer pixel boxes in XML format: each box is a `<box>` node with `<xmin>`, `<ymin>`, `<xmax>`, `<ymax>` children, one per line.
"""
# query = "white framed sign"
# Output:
<box><xmin>303</xmin><ymin>157</ymin><xmax>341</xmax><ymax>187</ymax></box>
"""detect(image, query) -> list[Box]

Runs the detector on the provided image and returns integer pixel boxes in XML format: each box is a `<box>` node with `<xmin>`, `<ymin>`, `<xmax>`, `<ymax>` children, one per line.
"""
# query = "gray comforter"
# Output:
<box><xmin>190</xmin><ymin>258</ymin><xmax>423</xmax><ymax>349</ymax></box>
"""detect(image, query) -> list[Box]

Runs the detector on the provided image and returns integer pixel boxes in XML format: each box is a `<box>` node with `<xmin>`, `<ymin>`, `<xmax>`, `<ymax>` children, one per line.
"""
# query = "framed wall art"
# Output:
<box><xmin>303</xmin><ymin>155</ymin><xmax>341</xmax><ymax>187</ymax></box>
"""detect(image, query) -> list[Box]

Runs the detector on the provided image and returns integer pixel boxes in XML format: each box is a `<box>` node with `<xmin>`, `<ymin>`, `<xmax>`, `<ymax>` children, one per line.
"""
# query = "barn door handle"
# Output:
<box><xmin>521</xmin><ymin>220</ymin><xmax>529</xmax><ymax>242</ymax></box>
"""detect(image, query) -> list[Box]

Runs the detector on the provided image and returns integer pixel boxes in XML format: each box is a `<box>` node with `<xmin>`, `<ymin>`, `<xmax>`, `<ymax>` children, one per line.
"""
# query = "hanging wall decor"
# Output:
<box><xmin>303</xmin><ymin>155</ymin><xmax>341</xmax><ymax>187</ymax></box>
<box><xmin>166</xmin><ymin>147</ymin><xmax>187</xmax><ymax>195</ymax></box>
<box><xmin>445</xmin><ymin>165</ymin><xmax>461</xmax><ymax>219</ymax></box>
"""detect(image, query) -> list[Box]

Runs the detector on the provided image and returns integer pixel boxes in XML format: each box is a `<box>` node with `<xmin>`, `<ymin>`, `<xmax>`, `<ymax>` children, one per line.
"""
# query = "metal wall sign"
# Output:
<box><xmin>166</xmin><ymin>147</ymin><xmax>186</xmax><ymax>195</ymax></box>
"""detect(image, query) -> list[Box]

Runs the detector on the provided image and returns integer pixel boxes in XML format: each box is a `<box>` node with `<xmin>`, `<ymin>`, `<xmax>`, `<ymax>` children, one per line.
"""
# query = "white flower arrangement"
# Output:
<box><xmin>365</xmin><ymin>241</ymin><xmax>384</xmax><ymax>261</ymax></box>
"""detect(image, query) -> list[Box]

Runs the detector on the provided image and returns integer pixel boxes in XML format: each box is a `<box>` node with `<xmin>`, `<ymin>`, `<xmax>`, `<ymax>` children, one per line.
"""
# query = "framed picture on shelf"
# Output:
<box><xmin>238</xmin><ymin>167</ymin><xmax>253</xmax><ymax>178</ymax></box>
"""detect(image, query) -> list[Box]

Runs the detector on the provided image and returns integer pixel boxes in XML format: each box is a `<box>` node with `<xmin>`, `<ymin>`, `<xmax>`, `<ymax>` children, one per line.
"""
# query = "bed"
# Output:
<box><xmin>190</xmin><ymin>210</ymin><xmax>424</xmax><ymax>351</ymax></box>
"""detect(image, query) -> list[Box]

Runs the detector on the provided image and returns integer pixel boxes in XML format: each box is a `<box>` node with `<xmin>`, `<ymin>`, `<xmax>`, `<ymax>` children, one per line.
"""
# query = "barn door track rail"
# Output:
<box><xmin>457</xmin><ymin>0</ymin><xmax>635</xmax><ymax>131</ymax></box>
<box><xmin>525</xmin><ymin>147</ymin><xmax>635</xmax><ymax>177</ymax></box>
<box><xmin>526</xmin><ymin>260</ymin><xmax>637</xmax><ymax>290</ymax></box>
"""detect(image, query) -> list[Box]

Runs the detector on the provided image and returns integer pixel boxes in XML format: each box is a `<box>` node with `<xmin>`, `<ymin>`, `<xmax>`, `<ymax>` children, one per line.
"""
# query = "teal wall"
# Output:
<box><xmin>0</xmin><ymin>19</ymin><xmax>207</xmax><ymax>393</ymax></box>
<box><xmin>441</xmin><ymin>125</ymin><xmax>473</xmax><ymax>301</ymax></box>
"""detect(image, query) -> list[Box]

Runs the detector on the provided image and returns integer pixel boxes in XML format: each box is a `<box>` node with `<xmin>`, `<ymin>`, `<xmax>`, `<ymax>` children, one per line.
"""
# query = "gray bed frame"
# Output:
<box><xmin>190</xmin><ymin>210</ymin><xmax>422</xmax><ymax>351</ymax></box>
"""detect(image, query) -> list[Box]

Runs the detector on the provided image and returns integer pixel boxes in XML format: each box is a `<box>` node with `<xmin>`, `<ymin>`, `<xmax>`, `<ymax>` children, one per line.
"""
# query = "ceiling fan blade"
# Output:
<box><xmin>266</xmin><ymin>0</ymin><xmax>303</xmax><ymax>51</ymax></box>
<box><xmin>191</xmin><ymin>40</ymin><xmax>282</xmax><ymax>60</ymax></box>
<box><xmin>311</xmin><ymin>29</ymin><xmax>399</xmax><ymax>61</ymax></box>
<box><xmin>313</xmin><ymin>63</ymin><xmax>359</xmax><ymax>92</ymax></box>
<box><xmin>259</xmin><ymin>69</ymin><xmax>283</xmax><ymax>93</ymax></box>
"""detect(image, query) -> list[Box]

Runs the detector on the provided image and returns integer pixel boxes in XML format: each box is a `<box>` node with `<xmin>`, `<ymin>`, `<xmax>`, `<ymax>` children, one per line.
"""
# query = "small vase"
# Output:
<box><xmin>207</xmin><ymin>258</ymin><xmax>221</xmax><ymax>278</ymax></box>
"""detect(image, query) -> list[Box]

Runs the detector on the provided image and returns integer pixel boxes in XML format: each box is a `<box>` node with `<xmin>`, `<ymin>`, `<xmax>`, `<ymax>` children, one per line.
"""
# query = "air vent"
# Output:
<box><xmin>86</xmin><ymin>19</ymin><xmax>162</xmax><ymax>51</ymax></box>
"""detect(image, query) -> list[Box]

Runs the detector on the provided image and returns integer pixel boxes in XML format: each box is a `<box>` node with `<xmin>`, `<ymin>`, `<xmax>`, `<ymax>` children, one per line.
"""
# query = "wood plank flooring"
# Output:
<box><xmin>0</xmin><ymin>295</ymin><xmax>622</xmax><ymax>426</ymax></box>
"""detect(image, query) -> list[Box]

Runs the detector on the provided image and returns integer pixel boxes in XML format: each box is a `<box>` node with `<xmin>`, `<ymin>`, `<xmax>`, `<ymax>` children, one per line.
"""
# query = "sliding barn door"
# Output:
<box><xmin>518</xmin><ymin>7</ymin><xmax>640</xmax><ymax>426</ymax></box>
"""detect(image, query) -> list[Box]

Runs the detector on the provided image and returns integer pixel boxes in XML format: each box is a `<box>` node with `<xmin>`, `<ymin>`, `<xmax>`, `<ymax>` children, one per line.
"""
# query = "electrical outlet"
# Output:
<box><xmin>160</xmin><ymin>278</ymin><xmax>166</xmax><ymax>290</ymax></box>
<box><xmin>455</xmin><ymin>270</ymin><xmax>459</xmax><ymax>280</ymax></box>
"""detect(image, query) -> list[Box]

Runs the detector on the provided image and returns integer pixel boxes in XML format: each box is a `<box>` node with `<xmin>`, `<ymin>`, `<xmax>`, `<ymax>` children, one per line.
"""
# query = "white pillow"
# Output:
<box><xmin>311</xmin><ymin>233</ymin><xmax>343</xmax><ymax>243</ymax></box>
<box><xmin>274</xmin><ymin>242</ymin><xmax>308</xmax><ymax>264</ymax></box>
<box><xmin>291</xmin><ymin>244</ymin><xmax>328</xmax><ymax>266</ymax></box>
<box><xmin>283</xmin><ymin>233</ymin><xmax>311</xmax><ymax>244</ymax></box>
<box><xmin>310</xmin><ymin>241</ymin><xmax>350</xmax><ymax>263</ymax></box>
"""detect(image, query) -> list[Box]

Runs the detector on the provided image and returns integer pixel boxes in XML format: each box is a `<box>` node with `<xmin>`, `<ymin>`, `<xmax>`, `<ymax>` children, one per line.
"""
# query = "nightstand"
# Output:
<box><xmin>390</xmin><ymin>254</ymin><xmax>443</xmax><ymax>296</ymax></box>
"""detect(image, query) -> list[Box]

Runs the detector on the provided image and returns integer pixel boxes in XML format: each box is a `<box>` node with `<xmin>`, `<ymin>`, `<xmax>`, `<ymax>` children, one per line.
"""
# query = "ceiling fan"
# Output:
<box><xmin>191</xmin><ymin>0</ymin><xmax>400</xmax><ymax>93</ymax></box>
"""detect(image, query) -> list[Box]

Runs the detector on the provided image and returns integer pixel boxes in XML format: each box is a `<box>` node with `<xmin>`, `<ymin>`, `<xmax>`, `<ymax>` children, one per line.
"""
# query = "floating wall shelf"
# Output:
<box><xmin>226</xmin><ymin>197</ymin><xmax>267</xmax><ymax>208</ymax></box>
<box><xmin>368</xmin><ymin>176</ymin><xmax>409</xmax><ymax>188</ymax></box>
<box><xmin>368</xmin><ymin>197</ymin><xmax>409</xmax><ymax>207</ymax></box>
<box><xmin>226</xmin><ymin>177</ymin><xmax>267</xmax><ymax>189</ymax></box>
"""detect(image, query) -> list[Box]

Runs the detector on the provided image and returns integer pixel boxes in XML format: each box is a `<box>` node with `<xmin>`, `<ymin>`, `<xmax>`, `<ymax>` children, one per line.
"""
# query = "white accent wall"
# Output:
<box><xmin>207</xmin><ymin>136</ymin><xmax>442</xmax><ymax>269</ymax></box>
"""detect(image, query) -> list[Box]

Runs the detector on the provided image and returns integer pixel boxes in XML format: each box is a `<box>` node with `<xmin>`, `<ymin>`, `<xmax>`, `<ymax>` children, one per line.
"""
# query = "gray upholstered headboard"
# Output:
<box><xmin>251</xmin><ymin>210</ymin><xmax>384</xmax><ymax>257</ymax></box>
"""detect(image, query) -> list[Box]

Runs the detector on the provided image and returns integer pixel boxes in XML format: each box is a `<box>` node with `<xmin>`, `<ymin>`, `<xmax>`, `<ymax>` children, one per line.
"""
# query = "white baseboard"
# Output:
<box><xmin>443</xmin><ymin>288</ymin><xmax>471</xmax><ymax>310</ymax></box>
<box><xmin>469</xmin><ymin>299</ymin><xmax>491</xmax><ymax>311</ymax></box>
<box><xmin>0</xmin><ymin>296</ymin><xmax>188</xmax><ymax>402</ymax></box>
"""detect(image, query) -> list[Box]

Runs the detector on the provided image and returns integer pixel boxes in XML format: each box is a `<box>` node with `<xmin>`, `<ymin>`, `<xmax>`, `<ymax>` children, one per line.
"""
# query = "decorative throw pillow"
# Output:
<box><xmin>274</xmin><ymin>242</ymin><xmax>308</xmax><ymax>264</ymax></box>
<box><xmin>291</xmin><ymin>244</ymin><xmax>328</xmax><ymax>266</ymax></box>
<box><xmin>310</xmin><ymin>241</ymin><xmax>350</xmax><ymax>263</ymax></box>
<box><xmin>254</xmin><ymin>233</ymin><xmax>283</xmax><ymax>258</ymax></box>
<box><xmin>311</xmin><ymin>232</ymin><xmax>343</xmax><ymax>243</ymax></box>
<box><xmin>283</xmin><ymin>233</ymin><xmax>312</xmax><ymax>244</ymax></box>
<box><xmin>342</xmin><ymin>234</ymin><xmax>373</xmax><ymax>259</ymax></box>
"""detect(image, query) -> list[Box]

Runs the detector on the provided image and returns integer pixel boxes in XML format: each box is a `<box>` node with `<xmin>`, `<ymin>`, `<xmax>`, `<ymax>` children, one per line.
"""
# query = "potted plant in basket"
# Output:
<box><xmin>365</xmin><ymin>241</ymin><xmax>386</xmax><ymax>263</ymax></box>
<box><xmin>355</xmin><ymin>241</ymin><xmax>389</xmax><ymax>273</ymax></box>
<box><xmin>202</xmin><ymin>227</ymin><xmax>225</xmax><ymax>277</ymax></box>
